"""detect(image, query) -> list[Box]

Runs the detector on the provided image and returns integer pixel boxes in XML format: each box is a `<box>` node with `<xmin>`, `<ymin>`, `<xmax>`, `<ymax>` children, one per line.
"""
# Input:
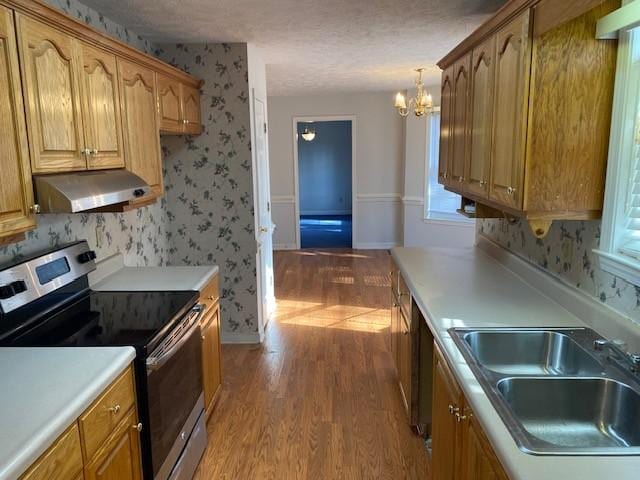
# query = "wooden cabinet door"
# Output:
<box><xmin>439</xmin><ymin>65</ymin><xmax>455</xmax><ymax>186</ymax></box>
<box><xmin>489</xmin><ymin>10</ymin><xmax>532</xmax><ymax>210</ymax></box>
<box><xmin>398</xmin><ymin>309</ymin><xmax>412</xmax><ymax>417</ymax></box>
<box><xmin>466</xmin><ymin>37</ymin><xmax>496</xmax><ymax>198</ymax></box>
<box><xmin>156</xmin><ymin>73</ymin><xmax>182</xmax><ymax>133</ymax></box>
<box><xmin>451</xmin><ymin>53</ymin><xmax>471</xmax><ymax>188</ymax></box>
<box><xmin>118</xmin><ymin>59</ymin><xmax>162</xmax><ymax>199</ymax></box>
<box><xmin>390</xmin><ymin>295</ymin><xmax>399</xmax><ymax>373</ymax></box>
<box><xmin>432</xmin><ymin>347</ymin><xmax>463</xmax><ymax>480</ymax></box>
<box><xmin>78</xmin><ymin>42</ymin><xmax>124</xmax><ymax>170</ymax></box>
<box><xmin>84</xmin><ymin>409</ymin><xmax>142</xmax><ymax>480</ymax></box>
<box><xmin>181</xmin><ymin>84</ymin><xmax>201</xmax><ymax>135</ymax></box>
<box><xmin>0</xmin><ymin>6</ymin><xmax>36</xmax><ymax>239</ymax></box>
<box><xmin>461</xmin><ymin>413</ymin><xmax>509</xmax><ymax>480</ymax></box>
<box><xmin>202</xmin><ymin>305</ymin><xmax>222</xmax><ymax>416</ymax></box>
<box><xmin>16</xmin><ymin>14</ymin><xmax>86</xmax><ymax>172</ymax></box>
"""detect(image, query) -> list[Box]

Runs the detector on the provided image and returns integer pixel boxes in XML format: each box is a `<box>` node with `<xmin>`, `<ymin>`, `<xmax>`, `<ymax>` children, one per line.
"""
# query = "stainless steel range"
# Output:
<box><xmin>0</xmin><ymin>241</ymin><xmax>207</xmax><ymax>480</ymax></box>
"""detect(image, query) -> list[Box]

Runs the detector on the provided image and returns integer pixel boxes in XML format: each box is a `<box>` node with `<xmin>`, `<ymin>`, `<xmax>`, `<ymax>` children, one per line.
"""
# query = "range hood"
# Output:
<box><xmin>34</xmin><ymin>170</ymin><xmax>151</xmax><ymax>213</ymax></box>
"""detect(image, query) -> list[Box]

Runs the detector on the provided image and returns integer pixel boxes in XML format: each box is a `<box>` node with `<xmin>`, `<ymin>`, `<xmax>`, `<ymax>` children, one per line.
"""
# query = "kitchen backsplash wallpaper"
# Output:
<box><xmin>0</xmin><ymin>0</ymin><xmax>169</xmax><ymax>267</ymax></box>
<box><xmin>158</xmin><ymin>43</ymin><xmax>260</xmax><ymax>339</ymax></box>
<box><xmin>479</xmin><ymin>219</ymin><xmax>640</xmax><ymax>324</ymax></box>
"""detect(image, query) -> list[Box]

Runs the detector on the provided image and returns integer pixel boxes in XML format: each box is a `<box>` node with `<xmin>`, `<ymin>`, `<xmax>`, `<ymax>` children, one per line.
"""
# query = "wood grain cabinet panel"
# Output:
<box><xmin>84</xmin><ymin>408</ymin><xmax>142</xmax><ymax>480</ymax></box>
<box><xmin>439</xmin><ymin>65</ymin><xmax>455</xmax><ymax>186</ymax></box>
<box><xmin>432</xmin><ymin>345</ymin><xmax>510</xmax><ymax>480</ymax></box>
<box><xmin>79</xmin><ymin>367</ymin><xmax>135</xmax><ymax>461</ymax></box>
<box><xmin>398</xmin><ymin>309</ymin><xmax>412</xmax><ymax>417</ymax></box>
<box><xmin>451</xmin><ymin>53</ymin><xmax>471</xmax><ymax>187</ymax></box>
<box><xmin>465</xmin><ymin>37</ymin><xmax>496</xmax><ymax>198</ymax></box>
<box><xmin>181</xmin><ymin>84</ymin><xmax>201</xmax><ymax>135</ymax></box>
<box><xmin>489</xmin><ymin>9</ymin><xmax>531</xmax><ymax>210</ymax></box>
<box><xmin>0</xmin><ymin>6</ymin><xmax>36</xmax><ymax>239</ymax></box>
<box><xmin>21</xmin><ymin>425</ymin><xmax>83</xmax><ymax>480</ymax></box>
<box><xmin>201</xmin><ymin>305</ymin><xmax>222</xmax><ymax>418</ymax></box>
<box><xmin>16</xmin><ymin>14</ymin><xmax>86</xmax><ymax>173</ymax></box>
<box><xmin>157</xmin><ymin>73</ymin><xmax>182</xmax><ymax>132</ymax></box>
<box><xmin>78</xmin><ymin>42</ymin><xmax>124</xmax><ymax>170</ymax></box>
<box><xmin>118</xmin><ymin>58</ymin><xmax>162</xmax><ymax>200</ymax></box>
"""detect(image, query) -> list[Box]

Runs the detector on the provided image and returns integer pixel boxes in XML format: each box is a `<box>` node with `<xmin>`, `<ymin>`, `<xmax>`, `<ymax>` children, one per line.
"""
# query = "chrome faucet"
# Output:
<box><xmin>594</xmin><ymin>339</ymin><xmax>640</xmax><ymax>373</ymax></box>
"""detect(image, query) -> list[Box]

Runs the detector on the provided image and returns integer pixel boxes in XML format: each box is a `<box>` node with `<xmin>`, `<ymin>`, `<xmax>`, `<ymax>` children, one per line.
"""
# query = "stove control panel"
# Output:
<box><xmin>0</xmin><ymin>241</ymin><xmax>96</xmax><ymax>314</ymax></box>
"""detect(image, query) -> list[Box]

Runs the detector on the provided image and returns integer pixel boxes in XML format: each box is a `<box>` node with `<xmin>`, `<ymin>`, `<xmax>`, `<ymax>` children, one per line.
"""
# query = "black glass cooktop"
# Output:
<box><xmin>0</xmin><ymin>289</ymin><xmax>198</xmax><ymax>353</ymax></box>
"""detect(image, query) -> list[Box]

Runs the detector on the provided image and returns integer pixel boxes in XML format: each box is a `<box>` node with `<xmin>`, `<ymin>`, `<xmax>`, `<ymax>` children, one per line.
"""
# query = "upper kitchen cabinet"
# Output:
<box><xmin>78</xmin><ymin>42</ymin><xmax>125</xmax><ymax>170</ymax></box>
<box><xmin>489</xmin><ymin>9</ymin><xmax>531</xmax><ymax>211</ymax></box>
<box><xmin>438</xmin><ymin>65</ymin><xmax>455</xmax><ymax>187</ymax></box>
<box><xmin>0</xmin><ymin>6</ymin><xmax>36</xmax><ymax>240</ymax></box>
<box><xmin>157</xmin><ymin>73</ymin><xmax>202</xmax><ymax>135</ymax></box>
<box><xmin>118</xmin><ymin>58</ymin><xmax>163</xmax><ymax>201</ymax></box>
<box><xmin>450</xmin><ymin>53</ymin><xmax>471</xmax><ymax>187</ymax></box>
<box><xmin>465</xmin><ymin>36</ymin><xmax>496</xmax><ymax>198</ymax></box>
<box><xmin>16</xmin><ymin>14</ymin><xmax>86</xmax><ymax>173</ymax></box>
<box><xmin>438</xmin><ymin>0</ymin><xmax>619</xmax><ymax>237</ymax></box>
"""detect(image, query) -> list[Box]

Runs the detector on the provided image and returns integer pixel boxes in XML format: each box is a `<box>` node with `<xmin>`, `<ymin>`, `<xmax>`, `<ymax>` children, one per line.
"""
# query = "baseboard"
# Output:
<box><xmin>476</xmin><ymin>235</ymin><xmax>640</xmax><ymax>351</ymax></box>
<box><xmin>274</xmin><ymin>243</ymin><xmax>297</xmax><ymax>250</ymax></box>
<box><xmin>355</xmin><ymin>241</ymin><xmax>399</xmax><ymax>250</ymax></box>
<box><xmin>220</xmin><ymin>331</ymin><xmax>262</xmax><ymax>344</ymax></box>
<box><xmin>300</xmin><ymin>210</ymin><xmax>352</xmax><ymax>216</ymax></box>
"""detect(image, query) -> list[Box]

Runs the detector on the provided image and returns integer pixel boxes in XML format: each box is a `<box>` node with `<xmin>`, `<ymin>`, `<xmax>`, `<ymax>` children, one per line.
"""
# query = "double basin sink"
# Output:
<box><xmin>449</xmin><ymin>327</ymin><xmax>640</xmax><ymax>455</ymax></box>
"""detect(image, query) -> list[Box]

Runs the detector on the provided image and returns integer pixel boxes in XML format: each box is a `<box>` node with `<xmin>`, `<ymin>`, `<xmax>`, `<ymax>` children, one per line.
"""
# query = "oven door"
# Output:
<box><xmin>146</xmin><ymin>305</ymin><xmax>204</xmax><ymax>480</ymax></box>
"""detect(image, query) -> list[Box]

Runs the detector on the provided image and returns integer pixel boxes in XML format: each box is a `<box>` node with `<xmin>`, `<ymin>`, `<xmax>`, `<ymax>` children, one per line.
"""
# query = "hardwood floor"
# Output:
<box><xmin>195</xmin><ymin>249</ymin><xmax>431</xmax><ymax>479</ymax></box>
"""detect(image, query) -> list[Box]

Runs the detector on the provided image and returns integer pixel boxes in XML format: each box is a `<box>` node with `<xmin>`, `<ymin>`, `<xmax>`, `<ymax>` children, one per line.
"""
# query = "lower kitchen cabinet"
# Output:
<box><xmin>20</xmin><ymin>366</ymin><xmax>143</xmax><ymax>480</ymax></box>
<box><xmin>432</xmin><ymin>344</ymin><xmax>509</xmax><ymax>480</ymax></box>
<box><xmin>199</xmin><ymin>273</ymin><xmax>222</xmax><ymax>418</ymax></box>
<box><xmin>84</xmin><ymin>408</ymin><xmax>142</xmax><ymax>480</ymax></box>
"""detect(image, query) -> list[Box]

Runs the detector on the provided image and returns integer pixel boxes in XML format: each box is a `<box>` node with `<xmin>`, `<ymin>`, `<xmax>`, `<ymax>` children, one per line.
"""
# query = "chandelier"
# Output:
<box><xmin>394</xmin><ymin>68</ymin><xmax>434</xmax><ymax>117</ymax></box>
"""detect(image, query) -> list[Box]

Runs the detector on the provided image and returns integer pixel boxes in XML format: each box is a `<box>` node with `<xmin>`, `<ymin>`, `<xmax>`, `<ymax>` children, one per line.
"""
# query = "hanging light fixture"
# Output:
<box><xmin>394</xmin><ymin>68</ymin><xmax>434</xmax><ymax>117</ymax></box>
<box><xmin>300</xmin><ymin>126</ymin><xmax>316</xmax><ymax>142</ymax></box>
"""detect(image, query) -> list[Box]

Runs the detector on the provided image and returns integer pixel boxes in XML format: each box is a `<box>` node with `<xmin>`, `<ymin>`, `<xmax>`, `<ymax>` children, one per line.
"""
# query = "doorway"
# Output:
<box><xmin>293</xmin><ymin>117</ymin><xmax>356</xmax><ymax>249</ymax></box>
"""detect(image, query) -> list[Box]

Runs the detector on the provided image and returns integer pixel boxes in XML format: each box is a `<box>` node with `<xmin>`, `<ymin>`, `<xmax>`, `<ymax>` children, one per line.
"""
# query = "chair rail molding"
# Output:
<box><xmin>271</xmin><ymin>195</ymin><xmax>296</xmax><ymax>204</ymax></box>
<box><xmin>356</xmin><ymin>193</ymin><xmax>402</xmax><ymax>202</ymax></box>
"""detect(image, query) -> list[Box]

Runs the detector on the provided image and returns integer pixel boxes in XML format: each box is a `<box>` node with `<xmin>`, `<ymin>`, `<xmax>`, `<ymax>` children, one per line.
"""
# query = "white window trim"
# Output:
<box><xmin>594</xmin><ymin>15</ymin><xmax>640</xmax><ymax>285</ymax></box>
<box><xmin>422</xmin><ymin>108</ymin><xmax>474</xmax><ymax>226</ymax></box>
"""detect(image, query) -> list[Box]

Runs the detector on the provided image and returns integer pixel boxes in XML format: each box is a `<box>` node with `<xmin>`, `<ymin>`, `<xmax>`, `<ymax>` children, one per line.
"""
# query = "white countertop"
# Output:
<box><xmin>90</xmin><ymin>254</ymin><xmax>218</xmax><ymax>292</ymax></box>
<box><xmin>0</xmin><ymin>347</ymin><xmax>135</xmax><ymax>480</ymax></box>
<box><xmin>391</xmin><ymin>246</ymin><xmax>640</xmax><ymax>480</ymax></box>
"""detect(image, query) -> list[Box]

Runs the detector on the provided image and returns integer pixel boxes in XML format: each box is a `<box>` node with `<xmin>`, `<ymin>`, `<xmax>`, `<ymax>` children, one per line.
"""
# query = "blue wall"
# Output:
<box><xmin>298</xmin><ymin>121</ymin><xmax>352</xmax><ymax>215</ymax></box>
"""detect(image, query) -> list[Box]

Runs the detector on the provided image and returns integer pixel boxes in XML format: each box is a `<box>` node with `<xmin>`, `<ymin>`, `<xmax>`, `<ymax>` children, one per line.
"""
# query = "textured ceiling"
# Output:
<box><xmin>80</xmin><ymin>0</ymin><xmax>506</xmax><ymax>96</ymax></box>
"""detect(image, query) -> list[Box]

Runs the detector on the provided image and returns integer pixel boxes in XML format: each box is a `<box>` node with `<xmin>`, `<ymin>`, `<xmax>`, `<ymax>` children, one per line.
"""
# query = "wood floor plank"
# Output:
<box><xmin>194</xmin><ymin>249</ymin><xmax>431</xmax><ymax>479</ymax></box>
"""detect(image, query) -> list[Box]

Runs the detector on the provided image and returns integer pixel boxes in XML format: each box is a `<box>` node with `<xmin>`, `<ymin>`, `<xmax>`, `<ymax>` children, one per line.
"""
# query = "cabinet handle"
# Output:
<box><xmin>208</xmin><ymin>295</ymin><xmax>215</xmax><ymax>301</ymax></box>
<box><xmin>507</xmin><ymin>186</ymin><xmax>515</xmax><ymax>196</ymax></box>
<box><xmin>393</xmin><ymin>302</ymin><xmax>400</xmax><ymax>308</ymax></box>
<box><xmin>29</xmin><ymin>204</ymin><xmax>41</xmax><ymax>214</ymax></box>
<box><xmin>479</xmin><ymin>180</ymin><xmax>486</xmax><ymax>187</ymax></box>
<box><xmin>448</xmin><ymin>404</ymin><xmax>459</xmax><ymax>415</ymax></box>
<box><xmin>455</xmin><ymin>411</ymin><xmax>472</xmax><ymax>423</ymax></box>
<box><xmin>443</xmin><ymin>172</ymin><xmax>449</xmax><ymax>179</ymax></box>
<box><xmin>107</xmin><ymin>404</ymin><xmax>121</xmax><ymax>415</ymax></box>
<box><xmin>82</xmin><ymin>148</ymin><xmax>91</xmax><ymax>156</ymax></box>
<box><xmin>133</xmin><ymin>422</ymin><xmax>143</xmax><ymax>432</ymax></box>
<box><xmin>201</xmin><ymin>334</ymin><xmax>206</xmax><ymax>340</ymax></box>
<box><xmin>92</xmin><ymin>148</ymin><xmax>99</xmax><ymax>155</ymax></box>
<box><xmin>458</xmin><ymin>176</ymin><xmax>464</xmax><ymax>183</ymax></box>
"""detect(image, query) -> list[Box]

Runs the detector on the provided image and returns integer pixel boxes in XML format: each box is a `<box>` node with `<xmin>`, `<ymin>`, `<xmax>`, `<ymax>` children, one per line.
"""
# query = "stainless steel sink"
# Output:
<box><xmin>449</xmin><ymin>327</ymin><xmax>640</xmax><ymax>455</ymax></box>
<box><xmin>462</xmin><ymin>330</ymin><xmax>604</xmax><ymax>375</ymax></box>
<box><xmin>497</xmin><ymin>377</ymin><xmax>640</xmax><ymax>454</ymax></box>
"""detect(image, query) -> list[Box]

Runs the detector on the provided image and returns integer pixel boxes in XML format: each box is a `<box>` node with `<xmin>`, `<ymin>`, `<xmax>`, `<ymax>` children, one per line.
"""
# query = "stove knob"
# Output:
<box><xmin>0</xmin><ymin>280</ymin><xmax>27</xmax><ymax>299</ymax></box>
<box><xmin>77</xmin><ymin>250</ymin><xmax>97</xmax><ymax>264</ymax></box>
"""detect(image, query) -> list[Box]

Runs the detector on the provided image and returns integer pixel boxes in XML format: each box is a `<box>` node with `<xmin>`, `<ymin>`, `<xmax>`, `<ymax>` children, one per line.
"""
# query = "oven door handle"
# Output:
<box><xmin>146</xmin><ymin>304</ymin><xmax>205</xmax><ymax>372</ymax></box>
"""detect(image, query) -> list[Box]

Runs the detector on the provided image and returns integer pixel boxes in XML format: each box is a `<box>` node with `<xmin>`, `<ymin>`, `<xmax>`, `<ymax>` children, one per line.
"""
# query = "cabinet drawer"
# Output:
<box><xmin>21</xmin><ymin>424</ymin><xmax>83</xmax><ymax>480</ymax></box>
<box><xmin>79</xmin><ymin>367</ymin><xmax>135</xmax><ymax>460</ymax></box>
<box><xmin>199</xmin><ymin>274</ymin><xmax>219</xmax><ymax>310</ymax></box>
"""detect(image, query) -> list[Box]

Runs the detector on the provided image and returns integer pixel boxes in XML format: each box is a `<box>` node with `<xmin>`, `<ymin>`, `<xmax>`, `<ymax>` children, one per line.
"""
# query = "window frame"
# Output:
<box><xmin>595</xmin><ymin>20</ymin><xmax>640</xmax><ymax>285</ymax></box>
<box><xmin>422</xmin><ymin>108</ymin><xmax>473</xmax><ymax>225</ymax></box>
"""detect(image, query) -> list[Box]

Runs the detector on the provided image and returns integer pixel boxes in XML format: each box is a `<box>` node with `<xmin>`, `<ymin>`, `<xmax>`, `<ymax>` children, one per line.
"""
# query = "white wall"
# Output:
<box><xmin>298</xmin><ymin>121</ymin><xmax>352</xmax><ymax>215</ymax></box>
<box><xmin>402</xmin><ymin>109</ymin><xmax>475</xmax><ymax>249</ymax></box>
<box><xmin>268</xmin><ymin>92</ymin><xmax>404</xmax><ymax>249</ymax></box>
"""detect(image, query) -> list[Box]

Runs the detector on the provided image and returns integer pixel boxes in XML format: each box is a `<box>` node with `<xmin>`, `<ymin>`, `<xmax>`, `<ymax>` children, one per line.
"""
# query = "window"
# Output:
<box><xmin>423</xmin><ymin>110</ymin><xmax>470</xmax><ymax>223</ymax></box>
<box><xmin>595</xmin><ymin>18</ymin><xmax>640</xmax><ymax>285</ymax></box>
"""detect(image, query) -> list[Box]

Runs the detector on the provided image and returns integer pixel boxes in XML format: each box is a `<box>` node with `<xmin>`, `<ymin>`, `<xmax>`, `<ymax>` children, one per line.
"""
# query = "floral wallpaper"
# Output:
<box><xmin>478</xmin><ymin>219</ymin><xmax>640</xmax><ymax>324</ymax></box>
<box><xmin>0</xmin><ymin>0</ymin><xmax>169</xmax><ymax>267</ymax></box>
<box><xmin>157</xmin><ymin>43</ymin><xmax>260</xmax><ymax>339</ymax></box>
